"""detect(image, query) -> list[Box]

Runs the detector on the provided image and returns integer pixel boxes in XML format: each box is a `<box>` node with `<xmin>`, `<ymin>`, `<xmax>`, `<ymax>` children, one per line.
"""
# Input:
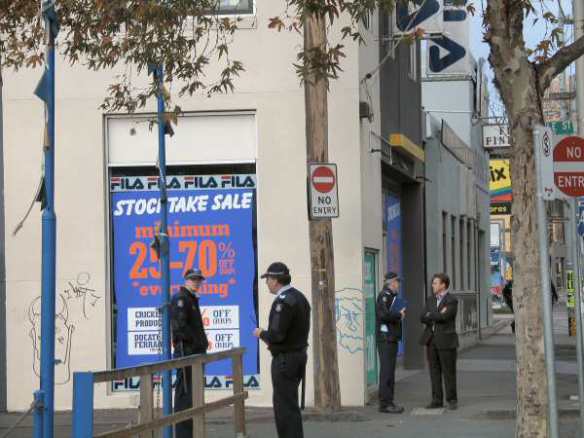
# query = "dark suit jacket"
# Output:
<box><xmin>419</xmin><ymin>292</ymin><xmax>459</xmax><ymax>349</ymax></box>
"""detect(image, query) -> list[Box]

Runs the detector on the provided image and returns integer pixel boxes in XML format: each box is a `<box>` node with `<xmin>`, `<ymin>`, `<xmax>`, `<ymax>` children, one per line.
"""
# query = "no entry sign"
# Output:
<box><xmin>553</xmin><ymin>136</ymin><xmax>584</xmax><ymax>197</ymax></box>
<box><xmin>308</xmin><ymin>163</ymin><xmax>339</xmax><ymax>219</ymax></box>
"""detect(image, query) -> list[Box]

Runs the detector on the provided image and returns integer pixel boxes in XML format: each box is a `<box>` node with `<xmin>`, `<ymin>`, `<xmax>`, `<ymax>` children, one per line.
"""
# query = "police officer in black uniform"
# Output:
<box><xmin>170</xmin><ymin>269</ymin><xmax>208</xmax><ymax>438</ymax></box>
<box><xmin>253</xmin><ymin>262</ymin><xmax>310</xmax><ymax>438</ymax></box>
<box><xmin>376</xmin><ymin>272</ymin><xmax>406</xmax><ymax>414</ymax></box>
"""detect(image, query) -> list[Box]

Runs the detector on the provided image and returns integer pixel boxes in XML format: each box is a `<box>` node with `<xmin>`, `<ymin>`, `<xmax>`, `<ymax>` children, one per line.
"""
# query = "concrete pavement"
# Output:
<box><xmin>1</xmin><ymin>306</ymin><xmax>581</xmax><ymax>437</ymax></box>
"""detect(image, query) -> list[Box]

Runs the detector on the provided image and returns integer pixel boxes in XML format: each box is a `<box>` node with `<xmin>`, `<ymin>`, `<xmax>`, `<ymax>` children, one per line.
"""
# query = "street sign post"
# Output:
<box><xmin>553</xmin><ymin>136</ymin><xmax>584</xmax><ymax>197</ymax></box>
<box><xmin>552</xmin><ymin>134</ymin><xmax>584</xmax><ymax>438</ymax></box>
<box><xmin>534</xmin><ymin>125</ymin><xmax>560</xmax><ymax>438</ymax></box>
<box><xmin>308</xmin><ymin>163</ymin><xmax>339</xmax><ymax>219</ymax></box>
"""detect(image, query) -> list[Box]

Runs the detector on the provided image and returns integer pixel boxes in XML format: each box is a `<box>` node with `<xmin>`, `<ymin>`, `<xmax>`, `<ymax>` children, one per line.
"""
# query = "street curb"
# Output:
<box><xmin>482</xmin><ymin>408</ymin><xmax>580</xmax><ymax>420</ymax></box>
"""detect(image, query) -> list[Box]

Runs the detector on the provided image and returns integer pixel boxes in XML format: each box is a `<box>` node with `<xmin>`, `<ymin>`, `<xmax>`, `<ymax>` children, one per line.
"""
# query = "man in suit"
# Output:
<box><xmin>419</xmin><ymin>273</ymin><xmax>459</xmax><ymax>410</ymax></box>
<box><xmin>376</xmin><ymin>272</ymin><xmax>406</xmax><ymax>413</ymax></box>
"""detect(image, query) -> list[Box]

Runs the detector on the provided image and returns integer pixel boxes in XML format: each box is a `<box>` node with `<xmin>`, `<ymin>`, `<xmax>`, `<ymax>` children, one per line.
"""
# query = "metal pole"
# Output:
<box><xmin>533</xmin><ymin>126</ymin><xmax>559</xmax><ymax>438</ymax></box>
<box><xmin>155</xmin><ymin>66</ymin><xmax>173</xmax><ymax>438</ymax></box>
<box><xmin>575</xmin><ymin>0</ymin><xmax>584</xmax><ymax>138</ymax></box>
<box><xmin>39</xmin><ymin>3</ymin><xmax>57</xmax><ymax>436</ymax></box>
<box><xmin>571</xmin><ymin>197</ymin><xmax>584</xmax><ymax>436</ymax></box>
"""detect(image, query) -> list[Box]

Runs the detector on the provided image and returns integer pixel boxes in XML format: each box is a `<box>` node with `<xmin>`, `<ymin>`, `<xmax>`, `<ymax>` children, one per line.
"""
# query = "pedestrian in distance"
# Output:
<box><xmin>253</xmin><ymin>262</ymin><xmax>311</xmax><ymax>438</ymax></box>
<box><xmin>170</xmin><ymin>269</ymin><xmax>209</xmax><ymax>438</ymax></box>
<box><xmin>376</xmin><ymin>272</ymin><xmax>406</xmax><ymax>414</ymax></box>
<box><xmin>502</xmin><ymin>280</ymin><xmax>515</xmax><ymax>333</ymax></box>
<box><xmin>419</xmin><ymin>273</ymin><xmax>459</xmax><ymax>411</ymax></box>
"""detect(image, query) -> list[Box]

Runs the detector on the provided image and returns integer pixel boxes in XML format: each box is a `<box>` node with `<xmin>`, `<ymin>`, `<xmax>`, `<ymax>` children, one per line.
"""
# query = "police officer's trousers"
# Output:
<box><xmin>174</xmin><ymin>353</ymin><xmax>206</xmax><ymax>438</ymax></box>
<box><xmin>377</xmin><ymin>341</ymin><xmax>398</xmax><ymax>407</ymax></box>
<box><xmin>271</xmin><ymin>350</ymin><xmax>307</xmax><ymax>438</ymax></box>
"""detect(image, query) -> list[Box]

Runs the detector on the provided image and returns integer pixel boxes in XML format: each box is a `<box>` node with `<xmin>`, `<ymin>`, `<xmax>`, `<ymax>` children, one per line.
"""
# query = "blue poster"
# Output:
<box><xmin>385</xmin><ymin>193</ymin><xmax>405</xmax><ymax>355</ymax></box>
<box><xmin>111</xmin><ymin>174</ymin><xmax>258</xmax><ymax>383</ymax></box>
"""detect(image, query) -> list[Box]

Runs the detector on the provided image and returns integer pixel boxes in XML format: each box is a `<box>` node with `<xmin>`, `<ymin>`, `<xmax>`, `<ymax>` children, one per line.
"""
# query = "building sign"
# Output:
<box><xmin>553</xmin><ymin>136</ymin><xmax>584</xmax><ymax>197</ymax></box>
<box><xmin>308</xmin><ymin>164</ymin><xmax>339</xmax><ymax>219</ymax></box>
<box><xmin>427</xmin><ymin>0</ymin><xmax>470</xmax><ymax>75</ymax></box>
<box><xmin>483</xmin><ymin>124</ymin><xmax>511</xmax><ymax>149</ymax></box>
<box><xmin>385</xmin><ymin>193</ymin><xmax>404</xmax><ymax>355</ymax></box>
<box><xmin>490</xmin><ymin>159</ymin><xmax>512</xmax><ymax>215</ymax></box>
<box><xmin>395</xmin><ymin>0</ymin><xmax>443</xmax><ymax>35</ymax></box>
<box><xmin>110</xmin><ymin>174</ymin><xmax>259</xmax><ymax>388</ymax></box>
<box><xmin>548</xmin><ymin>120</ymin><xmax>575</xmax><ymax>136</ymax></box>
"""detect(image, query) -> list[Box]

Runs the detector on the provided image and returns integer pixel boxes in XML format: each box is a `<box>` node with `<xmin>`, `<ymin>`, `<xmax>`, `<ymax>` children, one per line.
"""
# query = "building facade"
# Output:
<box><xmin>0</xmin><ymin>1</ymin><xmax>490</xmax><ymax>412</ymax></box>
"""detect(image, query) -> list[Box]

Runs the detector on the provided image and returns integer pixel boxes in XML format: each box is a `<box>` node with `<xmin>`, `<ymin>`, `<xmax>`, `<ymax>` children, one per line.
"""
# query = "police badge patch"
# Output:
<box><xmin>177</xmin><ymin>299</ymin><xmax>184</xmax><ymax>308</ymax></box>
<box><xmin>275</xmin><ymin>304</ymin><xmax>283</xmax><ymax>312</ymax></box>
<box><xmin>383</xmin><ymin>297</ymin><xmax>388</xmax><ymax>302</ymax></box>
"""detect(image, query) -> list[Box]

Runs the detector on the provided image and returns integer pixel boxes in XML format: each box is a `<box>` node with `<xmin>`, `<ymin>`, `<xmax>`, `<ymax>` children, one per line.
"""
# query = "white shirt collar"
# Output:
<box><xmin>276</xmin><ymin>284</ymin><xmax>293</xmax><ymax>298</ymax></box>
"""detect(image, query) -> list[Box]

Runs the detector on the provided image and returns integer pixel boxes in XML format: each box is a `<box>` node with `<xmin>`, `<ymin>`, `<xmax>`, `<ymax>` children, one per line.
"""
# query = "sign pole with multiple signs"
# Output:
<box><xmin>533</xmin><ymin>125</ymin><xmax>560</xmax><ymax>438</ymax></box>
<box><xmin>552</xmin><ymin>135</ymin><xmax>584</xmax><ymax>434</ymax></box>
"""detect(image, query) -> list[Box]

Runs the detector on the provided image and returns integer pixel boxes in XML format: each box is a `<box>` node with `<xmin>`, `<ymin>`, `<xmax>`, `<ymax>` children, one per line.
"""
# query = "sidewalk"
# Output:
<box><xmin>0</xmin><ymin>307</ymin><xmax>580</xmax><ymax>437</ymax></box>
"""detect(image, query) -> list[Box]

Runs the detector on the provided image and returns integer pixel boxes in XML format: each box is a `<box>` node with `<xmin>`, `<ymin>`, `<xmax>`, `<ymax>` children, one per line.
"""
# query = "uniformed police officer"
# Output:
<box><xmin>376</xmin><ymin>272</ymin><xmax>406</xmax><ymax>414</ymax></box>
<box><xmin>253</xmin><ymin>262</ymin><xmax>310</xmax><ymax>438</ymax></box>
<box><xmin>170</xmin><ymin>269</ymin><xmax>208</xmax><ymax>438</ymax></box>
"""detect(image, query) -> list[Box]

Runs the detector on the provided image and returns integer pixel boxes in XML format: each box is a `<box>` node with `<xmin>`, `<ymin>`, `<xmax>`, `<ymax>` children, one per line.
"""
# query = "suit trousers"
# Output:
<box><xmin>428</xmin><ymin>343</ymin><xmax>457</xmax><ymax>404</ymax></box>
<box><xmin>271</xmin><ymin>351</ymin><xmax>307</xmax><ymax>438</ymax></box>
<box><xmin>377</xmin><ymin>341</ymin><xmax>399</xmax><ymax>406</ymax></box>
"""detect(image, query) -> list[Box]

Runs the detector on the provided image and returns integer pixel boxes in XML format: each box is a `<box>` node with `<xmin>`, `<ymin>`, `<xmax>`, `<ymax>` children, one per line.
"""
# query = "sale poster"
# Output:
<box><xmin>110</xmin><ymin>174</ymin><xmax>259</xmax><ymax>387</ymax></box>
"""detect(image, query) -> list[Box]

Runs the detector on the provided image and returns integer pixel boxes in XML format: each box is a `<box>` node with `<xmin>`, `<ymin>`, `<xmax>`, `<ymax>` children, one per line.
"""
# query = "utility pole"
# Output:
<box><xmin>150</xmin><ymin>65</ymin><xmax>173</xmax><ymax>438</ymax></box>
<box><xmin>576</xmin><ymin>0</ymin><xmax>584</xmax><ymax>138</ymax></box>
<box><xmin>33</xmin><ymin>2</ymin><xmax>59</xmax><ymax>437</ymax></box>
<box><xmin>303</xmin><ymin>12</ymin><xmax>341</xmax><ymax>410</ymax></box>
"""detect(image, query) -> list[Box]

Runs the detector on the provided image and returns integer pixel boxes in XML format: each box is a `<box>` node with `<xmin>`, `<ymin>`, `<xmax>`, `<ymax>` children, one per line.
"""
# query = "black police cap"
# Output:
<box><xmin>260</xmin><ymin>262</ymin><xmax>290</xmax><ymax>279</ymax></box>
<box><xmin>384</xmin><ymin>272</ymin><xmax>399</xmax><ymax>281</ymax></box>
<box><xmin>184</xmin><ymin>268</ymin><xmax>205</xmax><ymax>281</ymax></box>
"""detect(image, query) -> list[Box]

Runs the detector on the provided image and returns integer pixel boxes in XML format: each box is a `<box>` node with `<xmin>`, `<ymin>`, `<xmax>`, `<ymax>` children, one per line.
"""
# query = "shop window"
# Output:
<box><xmin>217</xmin><ymin>0</ymin><xmax>254</xmax><ymax>15</ymax></box>
<box><xmin>442</xmin><ymin>212</ymin><xmax>448</xmax><ymax>273</ymax></box>
<box><xmin>451</xmin><ymin>216</ymin><xmax>457</xmax><ymax>289</ymax></box>
<box><xmin>460</xmin><ymin>219</ymin><xmax>465</xmax><ymax>290</ymax></box>
<box><xmin>467</xmin><ymin>221</ymin><xmax>472</xmax><ymax>290</ymax></box>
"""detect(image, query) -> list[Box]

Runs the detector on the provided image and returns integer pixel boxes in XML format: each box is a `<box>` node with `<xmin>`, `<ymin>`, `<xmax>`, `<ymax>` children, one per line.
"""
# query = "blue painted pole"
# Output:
<box><xmin>33</xmin><ymin>391</ymin><xmax>44</xmax><ymax>438</ymax></box>
<box><xmin>40</xmin><ymin>9</ymin><xmax>57</xmax><ymax>438</ymax></box>
<box><xmin>155</xmin><ymin>66</ymin><xmax>173</xmax><ymax>438</ymax></box>
<box><xmin>71</xmin><ymin>372</ymin><xmax>94</xmax><ymax>438</ymax></box>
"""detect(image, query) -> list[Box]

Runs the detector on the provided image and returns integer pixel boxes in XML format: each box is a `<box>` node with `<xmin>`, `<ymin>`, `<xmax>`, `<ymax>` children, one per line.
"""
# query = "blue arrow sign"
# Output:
<box><xmin>429</xmin><ymin>36</ymin><xmax>466</xmax><ymax>72</ymax></box>
<box><xmin>396</xmin><ymin>0</ymin><xmax>441</xmax><ymax>32</ymax></box>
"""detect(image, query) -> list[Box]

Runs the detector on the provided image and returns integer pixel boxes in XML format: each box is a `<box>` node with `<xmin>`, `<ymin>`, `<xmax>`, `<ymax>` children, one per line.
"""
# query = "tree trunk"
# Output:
<box><xmin>304</xmin><ymin>12</ymin><xmax>341</xmax><ymax>411</ymax></box>
<box><xmin>509</xmin><ymin>110</ymin><xmax>549</xmax><ymax>438</ymax></box>
<box><xmin>485</xmin><ymin>1</ymin><xmax>552</xmax><ymax>434</ymax></box>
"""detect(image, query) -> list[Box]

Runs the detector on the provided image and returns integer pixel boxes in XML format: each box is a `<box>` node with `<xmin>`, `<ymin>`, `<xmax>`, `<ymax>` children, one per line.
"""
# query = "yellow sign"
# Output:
<box><xmin>490</xmin><ymin>159</ymin><xmax>512</xmax><ymax>195</ymax></box>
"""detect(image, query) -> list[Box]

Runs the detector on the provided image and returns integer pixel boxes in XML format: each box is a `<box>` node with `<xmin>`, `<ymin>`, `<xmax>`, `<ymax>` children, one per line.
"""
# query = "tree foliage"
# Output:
<box><xmin>0</xmin><ymin>0</ymin><xmax>244</xmax><ymax>112</ymax></box>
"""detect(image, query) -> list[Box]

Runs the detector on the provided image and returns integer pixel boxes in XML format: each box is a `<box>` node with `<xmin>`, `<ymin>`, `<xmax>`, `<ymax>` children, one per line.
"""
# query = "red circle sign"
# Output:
<box><xmin>554</xmin><ymin>136</ymin><xmax>584</xmax><ymax>197</ymax></box>
<box><xmin>311</xmin><ymin>166</ymin><xmax>336</xmax><ymax>193</ymax></box>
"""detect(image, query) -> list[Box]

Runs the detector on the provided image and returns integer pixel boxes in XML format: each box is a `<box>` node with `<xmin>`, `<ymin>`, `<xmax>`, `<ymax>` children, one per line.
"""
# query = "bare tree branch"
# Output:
<box><xmin>537</xmin><ymin>35</ymin><xmax>584</xmax><ymax>94</ymax></box>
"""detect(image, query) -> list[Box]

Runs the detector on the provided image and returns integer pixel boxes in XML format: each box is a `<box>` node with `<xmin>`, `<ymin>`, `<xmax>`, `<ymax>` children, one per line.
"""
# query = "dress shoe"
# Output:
<box><xmin>425</xmin><ymin>402</ymin><xmax>444</xmax><ymax>409</ymax></box>
<box><xmin>447</xmin><ymin>401</ymin><xmax>458</xmax><ymax>410</ymax></box>
<box><xmin>379</xmin><ymin>403</ymin><xmax>405</xmax><ymax>414</ymax></box>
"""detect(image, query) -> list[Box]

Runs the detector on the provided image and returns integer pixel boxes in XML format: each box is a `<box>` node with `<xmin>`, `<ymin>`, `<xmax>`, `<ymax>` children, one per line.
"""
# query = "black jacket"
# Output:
<box><xmin>170</xmin><ymin>286</ymin><xmax>208</xmax><ymax>355</ymax></box>
<box><xmin>260</xmin><ymin>287</ymin><xmax>311</xmax><ymax>356</ymax></box>
<box><xmin>419</xmin><ymin>292</ymin><xmax>459</xmax><ymax>350</ymax></box>
<box><xmin>375</xmin><ymin>288</ymin><xmax>403</xmax><ymax>343</ymax></box>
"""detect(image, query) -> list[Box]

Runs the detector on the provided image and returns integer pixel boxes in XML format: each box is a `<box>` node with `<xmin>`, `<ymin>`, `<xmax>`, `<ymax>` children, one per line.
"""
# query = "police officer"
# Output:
<box><xmin>170</xmin><ymin>269</ymin><xmax>208</xmax><ymax>438</ymax></box>
<box><xmin>376</xmin><ymin>272</ymin><xmax>406</xmax><ymax>414</ymax></box>
<box><xmin>253</xmin><ymin>262</ymin><xmax>310</xmax><ymax>438</ymax></box>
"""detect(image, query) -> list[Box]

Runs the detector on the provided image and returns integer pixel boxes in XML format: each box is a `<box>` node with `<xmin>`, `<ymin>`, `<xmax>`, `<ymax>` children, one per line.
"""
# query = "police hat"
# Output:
<box><xmin>260</xmin><ymin>262</ymin><xmax>290</xmax><ymax>279</ymax></box>
<box><xmin>384</xmin><ymin>272</ymin><xmax>399</xmax><ymax>281</ymax></box>
<box><xmin>184</xmin><ymin>269</ymin><xmax>205</xmax><ymax>281</ymax></box>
